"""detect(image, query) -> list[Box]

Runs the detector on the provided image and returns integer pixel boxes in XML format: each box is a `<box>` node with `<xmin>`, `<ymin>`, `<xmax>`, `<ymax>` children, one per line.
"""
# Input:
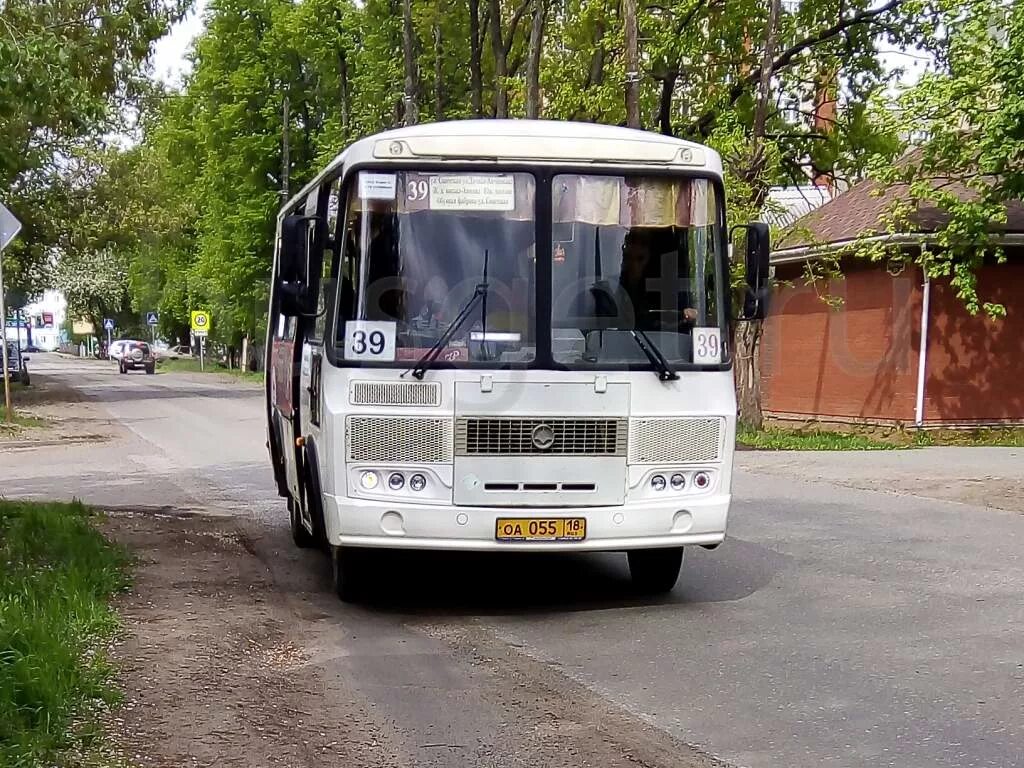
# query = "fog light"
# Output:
<box><xmin>650</xmin><ymin>474</ymin><xmax>667</xmax><ymax>492</ymax></box>
<box><xmin>409</xmin><ymin>473</ymin><xmax>427</xmax><ymax>492</ymax></box>
<box><xmin>360</xmin><ymin>470</ymin><xmax>380</xmax><ymax>490</ymax></box>
<box><xmin>670</xmin><ymin>473</ymin><xmax>686</xmax><ymax>490</ymax></box>
<box><xmin>388</xmin><ymin>472</ymin><xmax>405</xmax><ymax>490</ymax></box>
<box><xmin>694</xmin><ymin>471</ymin><xmax>710</xmax><ymax>490</ymax></box>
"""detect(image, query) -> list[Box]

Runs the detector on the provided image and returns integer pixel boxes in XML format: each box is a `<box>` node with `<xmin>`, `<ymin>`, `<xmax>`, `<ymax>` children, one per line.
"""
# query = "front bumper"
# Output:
<box><xmin>322</xmin><ymin>493</ymin><xmax>729</xmax><ymax>551</ymax></box>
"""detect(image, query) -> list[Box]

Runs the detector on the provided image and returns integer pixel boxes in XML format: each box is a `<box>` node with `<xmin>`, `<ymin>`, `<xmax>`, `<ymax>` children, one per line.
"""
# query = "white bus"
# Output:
<box><xmin>266</xmin><ymin>120</ymin><xmax>769</xmax><ymax>601</ymax></box>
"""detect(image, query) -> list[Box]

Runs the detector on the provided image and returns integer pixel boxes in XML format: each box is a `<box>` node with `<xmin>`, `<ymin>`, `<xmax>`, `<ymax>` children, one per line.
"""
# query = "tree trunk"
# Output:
<box><xmin>752</xmin><ymin>0</ymin><xmax>782</xmax><ymax>140</ymax></box>
<box><xmin>623</xmin><ymin>0</ymin><xmax>640</xmax><ymax>129</ymax></box>
<box><xmin>487</xmin><ymin>0</ymin><xmax>508</xmax><ymax>117</ymax></box>
<box><xmin>657</xmin><ymin>69</ymin><xmax>677</xmax><ymax>135</ymax></box>
<box><xmin>402</xmin><ymin>0</ymin><xmax>419</xmax><ymax>125</ymax></box>
<box><xmin>525</xmin><ymin>0</ymin><xmax>546</xmax><ymax>119</ymax></box>
<box><xmin>735</xmin><ymin>0</ymin><xmax>782</xmax><ymax>428</ymax></box>
<box><xmin>433</xmin><ymin>19</ymin><xmax>445</xmax><ymax>121</ymax></box>
<box><xmin>734</xmin><ymin>321</ymin><xmax>764</xmax><ymax>429</ymax></box>
<box><xmin>339</xmin><ymin>48</ymin><xmax>350</xmax><ymax>136</ymax></box>
<box><xmin>469</xmin><ymin>0</ymin><xmax>484</xmax><ymax>116</ymax></box>
<box><xmin>586</xmin><ymin>20</ymin><xmax>605</xmax><ymax>87</ymax></box>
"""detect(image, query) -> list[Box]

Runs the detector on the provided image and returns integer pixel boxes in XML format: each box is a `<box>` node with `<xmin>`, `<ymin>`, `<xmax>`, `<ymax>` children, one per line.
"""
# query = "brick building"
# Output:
<box><xmin>762</xmin><ymin>174</ymin><xmax>1024</xmax><ymax>427</ymax></box>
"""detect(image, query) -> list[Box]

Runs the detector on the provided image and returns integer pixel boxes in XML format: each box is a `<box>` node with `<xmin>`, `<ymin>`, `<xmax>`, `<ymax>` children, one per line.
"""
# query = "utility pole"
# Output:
<box><xmin>282</xmin><ymin>96</ymin><xmax>290</xmax><ymax>200</ymax></box>
<box><xmin>624</xmin><ymin>0</ymin><xmax>640</xmax><ymax>129</ymax></box>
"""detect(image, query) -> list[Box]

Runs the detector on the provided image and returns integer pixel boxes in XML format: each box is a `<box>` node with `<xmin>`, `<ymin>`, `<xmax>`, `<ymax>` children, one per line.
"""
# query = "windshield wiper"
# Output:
<box><xmin>406</xmin><ymin>252</ymin><xmax>489</xmax><ymax>380</ymax></box>
<box><xmin>630</xmin><ymin>329</ymin><xmax>679</xmax><ymax>382</ymax></box>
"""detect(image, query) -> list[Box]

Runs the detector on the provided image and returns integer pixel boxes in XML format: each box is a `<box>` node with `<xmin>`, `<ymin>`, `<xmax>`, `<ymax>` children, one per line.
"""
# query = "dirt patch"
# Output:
<box><xmin>99</xmin><ymin>511</ymin><xmax>729</xmax><ymax>768</ymax></box>
<box><xmin>101</xmin><ymin>510</ymin><xmax>404</xmax><ymax>768</ymax></box>
<box><xmin>1</xmin><ymin>373</ymin><xmax>113</xmax><ymax>448</ymax></box>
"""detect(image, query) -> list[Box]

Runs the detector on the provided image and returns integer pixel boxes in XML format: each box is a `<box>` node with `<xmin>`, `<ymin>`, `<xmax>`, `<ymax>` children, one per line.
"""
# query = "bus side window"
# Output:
<box><xmin>336</xmin><ymin>191</ymin><xmax>359</xmax><ymax>325</ymax></box>
<box><xmin>314</xmin><ymin>178</ymin><xmax>343</xmax><ymax>342</ymax></box>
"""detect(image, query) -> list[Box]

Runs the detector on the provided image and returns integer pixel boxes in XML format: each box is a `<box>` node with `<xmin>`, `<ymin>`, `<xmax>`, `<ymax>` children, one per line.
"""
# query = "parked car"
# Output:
<box><xmin>108</xmin><ymin>340</ymin><xmax>130</xmax><ymax>362</ymax></box>
<box><xmin>4</xmin><ymin>340</ymin><xmax>30</xmax><ymax>385</ymax></box>
<box><xmin>118</xmin><ymin>341</ymin><xmax>155</xmax><ymax>374</ymax></box>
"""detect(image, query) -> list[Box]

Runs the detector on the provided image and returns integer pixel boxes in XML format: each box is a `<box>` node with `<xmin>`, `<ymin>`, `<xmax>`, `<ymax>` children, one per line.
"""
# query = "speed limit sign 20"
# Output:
<box><xmin>191</xmin><ymin>311</ymin><xmax>211</xmax><ymax>336</ymax></box>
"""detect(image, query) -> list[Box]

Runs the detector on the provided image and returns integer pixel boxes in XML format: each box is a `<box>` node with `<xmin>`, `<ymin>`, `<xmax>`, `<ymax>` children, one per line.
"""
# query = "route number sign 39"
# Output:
<box><xmin>343</xmin><ymin>321</ymin><xmax>396</xmax><ymax>361</ymax></box>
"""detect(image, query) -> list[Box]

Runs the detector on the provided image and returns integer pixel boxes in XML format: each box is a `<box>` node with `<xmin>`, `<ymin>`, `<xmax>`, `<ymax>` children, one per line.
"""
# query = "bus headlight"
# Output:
<box><xmin>409</xmin><ymin>473</ymin><xmax>427</xmax><ymax>492</ymax></box>
<box><xmin>388</xmin><ymin>472</ymin><xmax>405</xmax><ymax>490</ymax></box>
<box><xmin>650</xmin><ymin>474</ymin><xmax>667</xmax><ymax>492</ymax></box>
<box><xmin>670</xmin><ymin>473</ymin><xmax>686</xmax><ymax>490</ymax></box>
<box><xmin>360</xmin><ymin>470</ymin><xmax>380</xmax><ymax>490</ymax></box>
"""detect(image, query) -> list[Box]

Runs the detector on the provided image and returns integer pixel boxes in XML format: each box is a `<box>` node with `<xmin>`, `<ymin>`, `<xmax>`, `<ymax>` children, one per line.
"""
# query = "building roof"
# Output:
<box><xmin>775</xmin><ymin>159</ymin><xmax>1024</xmax><ymax>255</ymax></box>
<box><xmin>763</xmin><ymin>185</ymin><xmax>833</xmax><ymax>228</ymax></box>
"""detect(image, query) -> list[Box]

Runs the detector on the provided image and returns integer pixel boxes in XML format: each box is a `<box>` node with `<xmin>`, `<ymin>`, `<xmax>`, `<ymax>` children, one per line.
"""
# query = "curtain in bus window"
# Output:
<box><xmin>552</xmin><ymin>176</ymin><xmax>706</xmax><ymax>227</ymax></box>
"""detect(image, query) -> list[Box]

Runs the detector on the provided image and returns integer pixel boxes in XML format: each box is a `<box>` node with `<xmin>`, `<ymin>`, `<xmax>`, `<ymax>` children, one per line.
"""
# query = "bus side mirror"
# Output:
<box><xmin>732</xmin><ymin>222</ymin><xmax>771</xmax><ymax>321</ymax></box>
<box><xmin>279</xmin><ymin>213</ymin><xmax>324</xmax><ymax>316</ymax></box>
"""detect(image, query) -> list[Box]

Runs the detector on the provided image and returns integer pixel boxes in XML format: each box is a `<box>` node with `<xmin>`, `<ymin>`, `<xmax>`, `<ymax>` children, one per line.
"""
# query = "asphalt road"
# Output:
<box><xmin>3</xmin><ymin>353</ymin><xmax>1022</xmax><ymax>768</ymax></box>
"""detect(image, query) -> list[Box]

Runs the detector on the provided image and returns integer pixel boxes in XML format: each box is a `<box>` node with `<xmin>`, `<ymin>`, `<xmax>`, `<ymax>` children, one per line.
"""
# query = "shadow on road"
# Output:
<box><xmin>276</xmin><ymin>533</ymin><xmax>784</xmax><ymax>618</ymax></box>
<box><xmin>75</xmin><ymin>383</ymin><xmax>262</xmax><ymax>403</ymax></box>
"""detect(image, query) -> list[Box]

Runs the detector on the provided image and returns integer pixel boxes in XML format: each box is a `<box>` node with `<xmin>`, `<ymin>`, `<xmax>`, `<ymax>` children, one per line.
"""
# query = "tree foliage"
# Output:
<box><xmin>0</xmin><ymin>0</ymin><xmax>184</xmax><ymax>302</ymax></box>
<box><xmin>866</xmin><ymin>0</ymin><xmax>1022</xmax><ymax>317</ymax></box>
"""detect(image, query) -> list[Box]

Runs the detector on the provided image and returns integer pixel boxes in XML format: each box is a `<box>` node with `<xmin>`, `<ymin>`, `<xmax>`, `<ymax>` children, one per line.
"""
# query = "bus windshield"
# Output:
<box><xmin>336</xmin><ymin>171</ymin><xmax>537</xmax><ymax>364</ymax></box>
<box><xmin>335</xmin><ymin>169</ymin><xmax>725</xmax><ymax>368</ymax></box>
<box><xmin>551</xmin><ymin>174</ymin><xmax>724</xmax><ymax>366</ymax></box>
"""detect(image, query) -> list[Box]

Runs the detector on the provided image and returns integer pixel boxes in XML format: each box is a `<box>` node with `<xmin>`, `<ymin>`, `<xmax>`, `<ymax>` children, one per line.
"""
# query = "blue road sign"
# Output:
<box><xmin>103</xmin><ymin>318</ymin><xmax>115</xmax><ymax>331</ymax></box>
<box><xmin>146</xmin><ymin>311</ymin><xmax>159</xmax><ymax>326</ymax></box>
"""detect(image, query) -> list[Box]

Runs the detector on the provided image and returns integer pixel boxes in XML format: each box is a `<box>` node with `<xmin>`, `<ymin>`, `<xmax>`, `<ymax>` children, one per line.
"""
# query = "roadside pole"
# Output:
<box><xmin>200</xmin><ymin>337</ymin><xmax>205</xmax><ymax>372</ymax></box>
<box><xmin>0</xmin><ymin>202</ymin><xmax>22</xmax><ymax>422</ymax></box>
<box><xmin>0</xmin><ymin>241</ymin><xmax>11</xmax><ymax>420</ymax></box>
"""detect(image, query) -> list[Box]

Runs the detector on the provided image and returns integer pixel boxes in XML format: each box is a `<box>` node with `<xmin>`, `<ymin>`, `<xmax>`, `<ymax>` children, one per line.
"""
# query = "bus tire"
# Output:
<box><xmin>627</xmin><ymin>547</ymin><xmax>684</xmax><ymax>594</ymax></box>
<box><xmin>331</xmin><ymin>546</ymin><xmax>366</xmax><ymax>603</ymax></box>
<box><xmin>289</xmin><ymin>497</ymin><xmax>317</xmax><ymax>549</ymax></box>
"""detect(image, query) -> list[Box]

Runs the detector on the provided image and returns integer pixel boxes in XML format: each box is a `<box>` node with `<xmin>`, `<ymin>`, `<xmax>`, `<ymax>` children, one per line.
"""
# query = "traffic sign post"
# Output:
<box><xmin>191</xmin><ymin>311</ymin><xmax>210</xmax><ymax>372</ymax></box>
<box><xmin>146</xmin><ymin>311</ymin><xmax>158</xmax><ymax>343</ymax></box>
<box><xmin>103</xmin><ymin>318</ymin><xmax>115</xmax><ymax>355</ymax></box>
<box><xmin>1</xmin><ymin>202</ymin><xmax>24</xmax><ymax>421</ymax></box>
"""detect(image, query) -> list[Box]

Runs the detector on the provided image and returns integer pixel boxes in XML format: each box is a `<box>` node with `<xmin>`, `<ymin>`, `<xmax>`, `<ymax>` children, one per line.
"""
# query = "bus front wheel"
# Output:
<box><xmin>331</xmin><ymin>546</ymin><xmax>367</xmax><ymax>603</ymax></box>
<box><xmin>289</xmin><ymin>497</ymin><xmax>317</xmax><ymax>549</ymax></box>
<box><xmin>627</xmin><ymin>547</ymin><xmax>684</xmax><ymax>594</ymax></box>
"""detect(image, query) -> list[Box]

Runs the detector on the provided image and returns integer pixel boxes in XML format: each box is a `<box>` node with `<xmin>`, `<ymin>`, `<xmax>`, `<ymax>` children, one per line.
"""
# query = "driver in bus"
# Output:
<box><xmin>619</xmin><ymin>228</ymin><xmax>699</xmax><ymax>331</ymax></box>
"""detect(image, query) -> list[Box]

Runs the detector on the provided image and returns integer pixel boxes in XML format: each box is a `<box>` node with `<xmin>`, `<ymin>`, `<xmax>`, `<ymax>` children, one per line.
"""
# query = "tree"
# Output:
<box><xmin>525</xmin><ymin>0</ymin><xmax>548</xmax><ymax>119</ymax></box>
<box><xmin>867</xmin><ymin>0</ymin><xmax>1021</xmax><ymax>318</ymax></box>
<box><xmin>402</xmin><ymin>0</ymin><xmax>420</xmax><ymax>124</ymax></box>
<box><xmin>0</xmin><ymin>0</ymin><xmax>185</xmax><ymax>298</ymax></box>
<box><xmin>623</xmin><ymin>0</ymin><xmax>640</xmax><ymax>128</ymax></box>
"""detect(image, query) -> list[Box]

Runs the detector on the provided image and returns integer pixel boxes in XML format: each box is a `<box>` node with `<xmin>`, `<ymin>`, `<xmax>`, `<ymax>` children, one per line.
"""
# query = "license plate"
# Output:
<box><xmin>495</xmin><ymin>517</ymin><xmax>586</xmax><ymax>542</ymax></box>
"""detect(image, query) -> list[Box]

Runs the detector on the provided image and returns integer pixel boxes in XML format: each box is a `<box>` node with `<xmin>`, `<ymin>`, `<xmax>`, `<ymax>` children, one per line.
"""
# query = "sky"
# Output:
<box><xmin>151</xmin><ymin>0</ymin><xmax>208</xmax><ymax>87</ymax></box>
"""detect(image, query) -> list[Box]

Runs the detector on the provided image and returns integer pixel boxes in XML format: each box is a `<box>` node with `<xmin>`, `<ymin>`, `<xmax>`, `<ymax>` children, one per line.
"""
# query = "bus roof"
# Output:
<box><xmin>283</xmin><ymin>119</ymin><xmax>723</xmax><ymax>216</ymax></box>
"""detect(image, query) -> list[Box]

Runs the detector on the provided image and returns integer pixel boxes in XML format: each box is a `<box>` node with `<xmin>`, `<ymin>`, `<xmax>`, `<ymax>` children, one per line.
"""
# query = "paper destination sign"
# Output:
<box><xmin>428</xmin><ymin>175</ymin><xmax>515</xmax><ymax>211</ymax></box>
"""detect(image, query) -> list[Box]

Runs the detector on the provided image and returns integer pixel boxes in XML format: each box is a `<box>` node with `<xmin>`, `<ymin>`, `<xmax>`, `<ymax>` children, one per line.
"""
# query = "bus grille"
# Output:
<box><xmin>347</xmin><ymin>416</ymin><xmax>453</xmax><ymax>463</ymax></box>
<box><xmin>350</xmin><ymin>381</ymin><xmax>441</xmax><ymax>407</ymax></box>
<box><xmin>628</xmin><ymin>417</ymin><xmax>722</xmax><ymax>464</ymax></box>
<box><xmin>455</xmin><ymin>418</ymin><xmax>627</xmax><ymax>456</ymax></box>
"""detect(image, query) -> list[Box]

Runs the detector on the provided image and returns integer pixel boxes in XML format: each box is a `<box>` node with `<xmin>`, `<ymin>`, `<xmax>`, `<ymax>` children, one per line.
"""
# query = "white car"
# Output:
<box><xmin>108</xmin><ymin>340</ymin><xmax>131</xmax><ymax>362</ymax></box>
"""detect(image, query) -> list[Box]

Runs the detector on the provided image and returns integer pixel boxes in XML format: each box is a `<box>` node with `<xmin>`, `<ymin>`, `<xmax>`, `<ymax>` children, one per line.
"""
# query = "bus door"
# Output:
<box><xmin>299</xmin><ymin>178</ymin><xmax>341</xmax><ymax>498</ymax></box>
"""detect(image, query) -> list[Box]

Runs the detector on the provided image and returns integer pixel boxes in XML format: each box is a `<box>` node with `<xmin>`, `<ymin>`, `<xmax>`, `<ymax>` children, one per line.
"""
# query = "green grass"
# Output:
<box><xmin>911</xmin><ymin>428</ymin><xmax>1024</xmax><ymax>448</ymax></box>
<box><xmin>157</xmin><ymin>356</ymin><xmax>263</xmax><ymax>382</ymax></box>
<box><xmin>0</xmin><ymin>411</ymin><xmax>46</xmax><ymax>437</ymax></box>
<box><xmin>738</xmin><ymin>426</ymin><xmax>900</xmax><ymax>451</ymax></box>
<box><xmin>0</xmin><ymin>500</ymin><xmax>130</xmax><ymax>767</ymax></box>
<box><xmin>739</xmin><ymin>425</ymin><xmax>1024</xmax><ymax>450</ymax></box>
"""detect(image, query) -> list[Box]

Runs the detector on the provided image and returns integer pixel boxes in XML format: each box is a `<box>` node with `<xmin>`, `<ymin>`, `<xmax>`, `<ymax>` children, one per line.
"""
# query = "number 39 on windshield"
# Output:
<box><xmin>344</xmin><ymin>321</ymin><xmax>396</xmax><ymax>361</ymax></box>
